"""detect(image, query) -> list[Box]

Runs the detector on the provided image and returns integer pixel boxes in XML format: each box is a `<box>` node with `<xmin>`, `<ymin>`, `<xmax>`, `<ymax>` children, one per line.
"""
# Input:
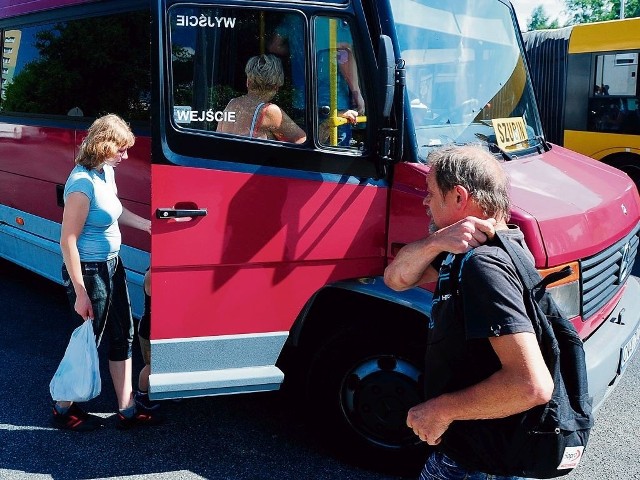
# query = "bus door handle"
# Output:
<box><xmin>156</xmin><ymin>207</ymin><xmax>208</xmax><ymax>220</ymax></box>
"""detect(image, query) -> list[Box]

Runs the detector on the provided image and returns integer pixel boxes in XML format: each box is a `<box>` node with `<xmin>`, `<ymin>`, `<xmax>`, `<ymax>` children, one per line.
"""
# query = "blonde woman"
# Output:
<box><xmin>53</xmin><ymin>114</ymin><xmax>160</xmax><ymax>431</ymax></box>
<box><xmin>217</xmin><ymin>54</ymin><xmax>358</xmax><ymax>144</ymax></box>
<box><xmin>217</xmin><ymin>54</ymin><xmax>307</xmax><ymax>143</ymax></box>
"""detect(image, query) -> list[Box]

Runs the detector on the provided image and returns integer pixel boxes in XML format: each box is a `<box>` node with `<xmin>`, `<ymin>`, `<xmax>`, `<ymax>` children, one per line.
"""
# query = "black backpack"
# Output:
<box><xmin>448</xmin><ymin>230</ymin><xmax>594</xmax><ymax>478</ymax></box>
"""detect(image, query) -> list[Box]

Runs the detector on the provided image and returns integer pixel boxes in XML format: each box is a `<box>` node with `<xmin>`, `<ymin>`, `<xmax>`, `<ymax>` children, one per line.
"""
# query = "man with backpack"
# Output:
<box><xmin>384</xmin><ymin>145</ymin><xmax>556</xmax><ymax>479</ymax></box>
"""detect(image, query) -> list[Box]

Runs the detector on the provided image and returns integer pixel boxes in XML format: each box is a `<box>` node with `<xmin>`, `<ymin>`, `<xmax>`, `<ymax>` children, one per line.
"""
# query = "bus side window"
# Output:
<box><xmin>170</xmin><ymin>8</ymin><xmax>307</xmax><ymax>144</ymax></box>
<box><xmin>0</xmin><ymin>14</ymin><xmax>149</xmax><ymax>120</ymax></box>
<box><xmin>588</xmin><ymin>52</ymin><xmax>640</xmax><ymax>134</ymax></box>
<box><xmin>313</xmin><ymin>17</ymin><xmax>367</xmax><ymax>150</ymax></box>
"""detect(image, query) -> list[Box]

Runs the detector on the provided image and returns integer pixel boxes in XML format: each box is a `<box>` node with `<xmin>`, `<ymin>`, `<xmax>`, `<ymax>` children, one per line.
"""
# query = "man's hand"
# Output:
<box><xmin>384</xmin><ymin>216</ymin><xmax>496</xmax><ymax>291</ymax></box>
<box><xmin>432</xmin><ymin>216</ymin><xmax>496</xmax><ymax>254</ymax></box>
<box><xmin>406</xmin><ymin>399</ymin><xmax>451</xmax><ymax>445</ymax></box>
<box><xmin>407</xmin><ymin>333</ymin><xmax>553</xmax><ymax>446</ymax></box>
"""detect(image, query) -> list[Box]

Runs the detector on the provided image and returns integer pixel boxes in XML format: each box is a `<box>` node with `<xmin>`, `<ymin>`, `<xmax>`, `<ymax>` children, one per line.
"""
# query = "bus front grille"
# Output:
<box><xmin>581</xmin><ymin>224</ymin><xmax>640</xmax><ymax>320</ymax></box>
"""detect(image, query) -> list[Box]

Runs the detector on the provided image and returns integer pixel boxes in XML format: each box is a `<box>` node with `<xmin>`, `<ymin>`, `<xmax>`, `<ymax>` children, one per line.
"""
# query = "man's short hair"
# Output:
<box><xmin>245</xmin><ymin>54</ymin><xmax>284</xmax><ymax>92</ymax></box>
<box><xmin>427</xmin><ymin>144</ymin><xmax>511</xmax><ymax>221</ymax></box>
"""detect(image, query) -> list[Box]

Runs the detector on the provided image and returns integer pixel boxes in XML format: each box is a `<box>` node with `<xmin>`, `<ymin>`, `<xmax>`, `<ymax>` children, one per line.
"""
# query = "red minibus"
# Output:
<box><xmin>2</xmin><ymin>0</ymin><xmax>640</xmax><ymax>465</ymax></box>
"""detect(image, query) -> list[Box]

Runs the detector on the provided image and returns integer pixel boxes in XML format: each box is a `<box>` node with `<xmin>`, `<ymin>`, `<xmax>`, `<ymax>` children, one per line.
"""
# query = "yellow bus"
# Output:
<box><xmin>524</xmin><ymin>18</ymin><xmax>640</xmax><ymax>187</ymax></box>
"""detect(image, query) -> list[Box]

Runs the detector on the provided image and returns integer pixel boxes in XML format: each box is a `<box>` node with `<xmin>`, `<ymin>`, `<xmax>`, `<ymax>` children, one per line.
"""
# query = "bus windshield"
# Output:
<box><xmin>390</xmin><ymin>0</ymin><xmax>544</xmax><ymax>159</ymax></box>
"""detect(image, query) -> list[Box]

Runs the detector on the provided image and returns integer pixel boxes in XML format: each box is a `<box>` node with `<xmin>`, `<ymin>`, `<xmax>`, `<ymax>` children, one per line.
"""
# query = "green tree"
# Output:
<box><xmin>3</xmin><ymin>12</ymin><xmax>150</xmax><ymax>120</ymax></box>
<box><xmin>563</xmin><ymin>0</ymin><xmax>639</xmax><ymax>24</ymax></box>
<box><xmin>610</xmin><ymin>0</ymin><xmax>640</xmax><ymax>18</ymax></box>
<box><xmin>527</xmin><ymin>5</ymin><xmax>561</xmax><ymax>30</ymax></box>
<box><xmin>563</xmin><ymin>0</ymin><xmax>611</xmax><ymax>24</ymax></box>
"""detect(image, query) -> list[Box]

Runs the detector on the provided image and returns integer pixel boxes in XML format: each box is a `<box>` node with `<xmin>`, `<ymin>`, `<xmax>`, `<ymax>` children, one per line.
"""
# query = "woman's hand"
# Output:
<box><xmin>74</xmin><ymin>288</ymin><xmax>94</xmax><ymax>321</ymax></box>
<box><xmin>120</xmin><ymin>207</ymin><xmax>151</xmax><ymax>234</ymax></box>
<box><xmin>340</xmin><ymin>109</ymin><xmax>359</xmax><ymax>125</ymax></box>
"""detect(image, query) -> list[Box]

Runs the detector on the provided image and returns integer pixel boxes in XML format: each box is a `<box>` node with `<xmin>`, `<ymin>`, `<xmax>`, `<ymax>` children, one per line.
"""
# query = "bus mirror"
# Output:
<box><xmin>378</xmin><ymin>35</ymin><xmax>395</xmax><ymax>119</ymax></box>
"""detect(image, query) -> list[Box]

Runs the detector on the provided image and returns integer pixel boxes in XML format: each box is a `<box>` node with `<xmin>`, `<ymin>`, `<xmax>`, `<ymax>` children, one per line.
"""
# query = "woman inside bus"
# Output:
<box><xmin>217</xmin><ymin>54</ymin><xmax>307</xmax><ymax>143</ymax></box>
<box><xmin>216</xmin><ymin>54</ymin><xmax>358</xmax><ymax>144</ymax></box>
<box><xmin>53</xmin><ymin>114</ymin><xmax>161</xmax><ymax>431</ymax></box>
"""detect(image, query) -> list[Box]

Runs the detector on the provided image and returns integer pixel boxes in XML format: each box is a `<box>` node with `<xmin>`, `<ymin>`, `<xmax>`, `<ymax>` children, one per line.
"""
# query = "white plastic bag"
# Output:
<box><xmin>50</xmin><ymin>320</ymin><xmax>101</xmax><ymax>402</ymax></box>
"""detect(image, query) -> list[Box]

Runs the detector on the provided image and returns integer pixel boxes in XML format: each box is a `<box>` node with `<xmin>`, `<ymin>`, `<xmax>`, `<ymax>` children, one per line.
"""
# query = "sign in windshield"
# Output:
<box><xmin>492</xmin><ymin>117</ymin><xmax>531</xmax><ymax>151</ymax></box>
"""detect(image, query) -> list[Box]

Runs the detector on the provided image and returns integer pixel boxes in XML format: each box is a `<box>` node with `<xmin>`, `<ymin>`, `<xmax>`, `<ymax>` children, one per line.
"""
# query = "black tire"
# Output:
<box><xmin>306</xmin><ymin>326</ymin><xmax>427</xmax><ymax>472</ymax></box>
<box><xmin>605</xmin><ymin>153</ymin><xmax>640</xmax><ymax>190</ymax></box>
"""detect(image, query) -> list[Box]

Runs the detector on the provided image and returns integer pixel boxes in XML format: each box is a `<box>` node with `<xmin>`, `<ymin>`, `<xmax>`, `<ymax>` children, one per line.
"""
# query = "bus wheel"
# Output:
<box><xmin>606</xmin><ymin>153</ymin><xmax>640</xmax><ymax>190</ymax></box>
<box><xmin>306</xmin><ymin>326</ymin><xmax>426</xmax><ymax>470</ymax></box>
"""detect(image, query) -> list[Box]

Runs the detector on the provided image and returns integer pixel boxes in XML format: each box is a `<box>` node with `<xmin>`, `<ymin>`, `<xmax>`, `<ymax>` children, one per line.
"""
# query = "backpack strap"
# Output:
<box><xmin>445</xmin><ymin>252</ymin><xmax>466</xmax><ymax>325</ymax></box>
<box><xmin>493</xmin><ymin>231</ymin><xmax>542</xmax><ymax>290</ymax></box>
<box><xmin>449</xmin><ymin>231</ymin><xmax>573</xmax><ymax>333</ymax></box>
<box><xmin>493</xmin><ymin>231</ymin><xmax>572</xmax><ymax>293</ymax></box>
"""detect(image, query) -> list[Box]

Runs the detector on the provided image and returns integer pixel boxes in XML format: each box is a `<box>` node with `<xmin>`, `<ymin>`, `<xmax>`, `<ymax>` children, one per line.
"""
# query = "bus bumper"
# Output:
<box><xmin>584</xmin><ymin>275</ymin><xmax>640</xmax><ymax>412</ymax></box>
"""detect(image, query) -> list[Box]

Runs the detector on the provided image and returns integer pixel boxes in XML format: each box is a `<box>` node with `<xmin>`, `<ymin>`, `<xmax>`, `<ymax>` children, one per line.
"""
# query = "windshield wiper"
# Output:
<box><xmin>490</xmin><ymin>143</ymin><xmax>514</xmax><ymax>161</ymax></box>
<box><xmin>536</xmin><ymin>135</ymin><xmax>551</xmax><ymax>152</ymax></box>
<box><xmin>516</xmin><ymin>135</ymin><xmax>551</xmax><ymax>153</ymax></box>
<box><xmin>477</xmin><ymin>133</ymin><xmax>549</xmax><ymax>161</ymax></box>
<box><xmin>473</xmin><ymin>132</ymin><xmax>515</xmax><ymax>161</ymax></box>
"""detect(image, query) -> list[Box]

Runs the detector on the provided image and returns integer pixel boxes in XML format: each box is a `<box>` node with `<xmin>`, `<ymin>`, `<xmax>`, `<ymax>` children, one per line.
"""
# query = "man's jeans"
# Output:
<box><xmin>62</xmin><ymin>256</ymin><xmax>133</xmax><ymax>361</ymax></box>
<box><xmin>419</xmin><ymin>451</ymin><xmax>527</xmax><ymax>480</ymax></box>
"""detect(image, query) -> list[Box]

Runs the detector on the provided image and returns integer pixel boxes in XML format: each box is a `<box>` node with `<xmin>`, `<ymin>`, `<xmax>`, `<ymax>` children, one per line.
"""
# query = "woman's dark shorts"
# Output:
<box><xmin>61</xmin><ymin>256</ymin><xmax>133</xmax><ymax>361</ymax></box>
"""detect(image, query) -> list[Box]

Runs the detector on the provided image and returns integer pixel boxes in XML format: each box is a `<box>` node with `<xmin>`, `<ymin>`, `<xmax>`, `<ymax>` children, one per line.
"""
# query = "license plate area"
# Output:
<box><xmin>619</xmin><ymin>323</ymin><xmax>640</xmax><ymax>374</ymax></box>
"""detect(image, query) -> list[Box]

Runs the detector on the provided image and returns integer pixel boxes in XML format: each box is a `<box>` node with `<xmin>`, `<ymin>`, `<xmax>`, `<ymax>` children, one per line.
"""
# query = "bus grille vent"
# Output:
<box><xmin>580</xmin><ymin>223</ymin><xmax>640</xmax><ymax>320</ymax></box>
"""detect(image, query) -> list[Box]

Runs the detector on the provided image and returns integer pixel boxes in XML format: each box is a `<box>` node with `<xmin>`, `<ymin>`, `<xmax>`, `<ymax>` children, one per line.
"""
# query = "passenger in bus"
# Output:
<box><xmin>268</xmin><ymin>14</ymin><xmax>306</xmax><ymax>122</ymax></box>
<box><xmin>269</xmin><ymin>16</ymin><xmax>365</xmax><ymax>146</ymax></box>
<box><xmin>217</xmin><ymin>54</ymin><xmax>358</xmax><ymax>145</ymax></box>
<box><xmin>216</xmin><ymin>54</ymin><xmax>307</xmax><ymax>143</ymax></box>
<box><xmin>315</xmin><ymin>17</ymin><xmax>365</xmax><ymax>146</ymax></box>
<box><xmin>623</xmin><ymin>99</ymin><xmax>640</xmax><ymax>134</ymax></box>
<box><xmin>53</xmin><ymin>114</ymin><xmax>162</xmax><ymax>431</ymax></box>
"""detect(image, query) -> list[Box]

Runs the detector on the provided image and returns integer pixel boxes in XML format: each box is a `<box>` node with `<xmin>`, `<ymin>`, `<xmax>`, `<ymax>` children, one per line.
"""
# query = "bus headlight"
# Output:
<box><xmin>539</xmin><ymin>262</ymin><xmax>580</xmax><ymax>319</ymax></box>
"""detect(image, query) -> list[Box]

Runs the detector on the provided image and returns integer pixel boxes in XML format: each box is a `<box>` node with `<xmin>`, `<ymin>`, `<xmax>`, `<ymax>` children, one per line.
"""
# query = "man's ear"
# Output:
<box><xmin>453</xmin><ymin>184</ymin><xmax>470</xmax><ymax>210</ymax></box>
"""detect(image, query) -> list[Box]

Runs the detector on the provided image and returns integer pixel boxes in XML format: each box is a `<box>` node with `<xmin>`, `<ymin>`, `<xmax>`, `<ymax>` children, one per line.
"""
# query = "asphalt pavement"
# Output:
<box><xmin>0</xmin><ymin>258</ymin><xmax>408</xmax><ymax>480</ymax></box>
<box><xmin>1</xmin><ymin>257</ymin><xmax>639</xmax><ymax>479</ymax></box>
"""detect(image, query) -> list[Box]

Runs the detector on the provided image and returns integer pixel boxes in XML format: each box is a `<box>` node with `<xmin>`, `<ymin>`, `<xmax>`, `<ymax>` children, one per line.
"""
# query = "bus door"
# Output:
<box><xmin>150</xmin><ymin>2</ymin><xmax>386</xmax><ymax>400</ymax></box>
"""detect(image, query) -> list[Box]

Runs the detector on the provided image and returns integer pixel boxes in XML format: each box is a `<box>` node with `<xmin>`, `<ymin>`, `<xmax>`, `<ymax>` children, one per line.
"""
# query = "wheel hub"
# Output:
<box><xmin>340</xmin><ymin>355</ymin><xmax>423</xmax><ymax>448</ymax></box>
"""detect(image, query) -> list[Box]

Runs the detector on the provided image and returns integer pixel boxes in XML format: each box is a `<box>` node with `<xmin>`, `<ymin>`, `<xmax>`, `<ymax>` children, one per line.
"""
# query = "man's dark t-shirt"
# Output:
<box><xmin>425</xmin><ymin>226</ymin><xmax>535</xmax><ymax>466</ymax></box>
